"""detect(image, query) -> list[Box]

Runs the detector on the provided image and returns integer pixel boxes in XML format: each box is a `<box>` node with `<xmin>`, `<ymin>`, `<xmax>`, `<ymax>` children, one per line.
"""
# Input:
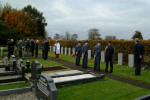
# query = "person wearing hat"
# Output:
<box><xmin>133</xmin><ymin>38</ymin><xmax>144</xmax><ymax>75</ymax></box>
<box><xmin>75</xmin><ymin>41</ymin><xmax>82</xmax><ymax>66</ymax></box>
<box><xmin>82</xmin><ymin>40</ymin><xmax>88</xmax><ymax>68</ymax></box>
<box><xmin>94</xmin><ymin>41</ymin><xmax>101</xmax><ymax>72</ymax></box>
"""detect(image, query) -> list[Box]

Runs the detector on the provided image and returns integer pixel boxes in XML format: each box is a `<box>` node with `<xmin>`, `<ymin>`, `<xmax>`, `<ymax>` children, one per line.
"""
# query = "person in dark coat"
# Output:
<box><xmin>75</xmin><ymin>41</ymin><xmax>82</xmax><ymax>66</ymax></box>
<box><xmin>30</xmin><ymin>39</ymin><xmax>35</xmax><ymax>56</ymax></box>
<box><xmin>133</xmin><ymin>38</ymin><xmax>144</xmax><ymax>75</ymax></box>
<box><xmin>18</xmin><ymin>40</ymin><xmax>23</xmax><ymax>58</ymax></box>
<box><xmin>94</xmin><ymin>41</ymin><xmax>101</xmax><ymax>72</ymax></box>
<box><xmin>105</xmin><ymin>41</ymin><xmax>114</xmax><ymax>73</ymax></box>
<box><xmin>42</xmin><ymin>40</ymin><xmax>45</xmax><ymax>59</ymax></box>
<box><xmin>44</xmin><ymin>39</ymin><xmax>49</xmax><ymax>60</ymax></box>
<box><xmin>26</xmin><ymin>39</ymin><xmax>30</xmax><ymax>56</ymax></box>
<box><xmin>35</xmin><ymin>40</ymin><xmax>39</xmax><ymax>57</ymax></box>
<box><xmin>8</xmin><ymin>39</ymin><xmax>14</xmax><ymax>59</ymax></box>
<box><xmin>82</xmin><ymin>41</ymin><xmax>88</xmax><ymax>68</ymax></box>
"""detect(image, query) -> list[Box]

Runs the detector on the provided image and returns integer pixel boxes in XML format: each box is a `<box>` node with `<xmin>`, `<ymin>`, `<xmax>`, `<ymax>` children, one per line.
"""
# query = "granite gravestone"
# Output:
<box><xmin>88</xmin><ymin>50</ymin><xmax>91</xmax><ymax>59</ymax></box>
<box><xmin>65</xmin><ymin>48</ymin><xmax>67</xmax><ymax>55</ymax></box>
<box><xmin>128</xmin><ymin>54</ymin><xmax>134</xmax><ymax>67</ymax></box>
<box><xmin>17</xmin><ymin>59</ymin><xmax>25</xmax><ymax>79</ymax></box>
<box><xmin>118</xmin><ymin>53</ymin><xmax>123</xmax><ymax>65</ymax></box>
<box><xmin>101</xmin><ymin>51</ymin><xmax>105</xmax><ymax>62</ymax></box>
<box><xmin>68</xmin><ymin>48</ymin><xmax>71</xmax><ymax>56</ymax></box>
<box><xmin>36</xmin><ymin>74</ymin><xmax>57</xmax><ymax>100</ymax></box>
<box><xmin>50</xmin><ymin>46</ymin><xmax>52</xmax><ymax>52</ymax></box>
<box><xmin>61</xmin><ymin>47</ymin><xmax>63</xmax><ymax>54</ymax></box>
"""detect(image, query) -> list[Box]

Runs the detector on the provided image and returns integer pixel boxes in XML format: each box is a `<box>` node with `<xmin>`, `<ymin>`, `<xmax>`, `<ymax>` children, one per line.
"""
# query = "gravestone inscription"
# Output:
<box><xmin>36</xmin><ymin>74</ymin><xmax>57</xmax><ymax>100</ymax></box>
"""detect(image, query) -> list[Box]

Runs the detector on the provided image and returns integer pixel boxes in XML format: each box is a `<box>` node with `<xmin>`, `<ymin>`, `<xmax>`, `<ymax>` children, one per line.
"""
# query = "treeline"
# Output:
<box><xmin>0</xmin><ymin>4</ymin><xmax>47</xmax><ymax>45</ymax></box>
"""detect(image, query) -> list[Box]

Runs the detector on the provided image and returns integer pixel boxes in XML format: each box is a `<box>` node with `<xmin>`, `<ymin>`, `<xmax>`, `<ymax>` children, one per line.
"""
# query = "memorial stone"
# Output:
<box><xmin>101</xmin><ymin>51</ymin><xmax>105</xmax><ymax>62</ymax></box>
<box><xmin>128</xmin><ymin>54</ymin><xmax>134</xmax><ymax>67</ymax></box>
<box><xmin>118</xmin><ymin>53</ymin><xmax>123</xmax><ymax>65</ymax></box>
<box><xmin>88</xmin><ymin>50</ymin><xmax>91</xmax><ymax>59</ymax></box>
<box><xmin>61</xmin><ymin>47</ymin><xmax>63</xmax><ymax>54</ymax></box>
<box><xmin>68</xmin><ymin>48</ymin><xmax>71</xmax><ymax>56</ymax></box>
<box><xmin>65</xmin><ymin>48</ymin><xmax>67</xmax><ymax>55</ymax></box>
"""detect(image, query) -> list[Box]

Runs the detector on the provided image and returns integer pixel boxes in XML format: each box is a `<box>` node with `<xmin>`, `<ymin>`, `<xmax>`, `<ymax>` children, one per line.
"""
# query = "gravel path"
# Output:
<box><xmin>0</xmin><ymin>92</ymin><xmax>38</xmax><ymax>100</ymax></box>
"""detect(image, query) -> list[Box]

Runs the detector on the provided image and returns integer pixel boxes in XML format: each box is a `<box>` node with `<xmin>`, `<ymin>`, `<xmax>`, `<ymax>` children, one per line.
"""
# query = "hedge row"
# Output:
<box><xmin>49</xmin><ymin>40</ymin><xmax>150</xmax><ymax>61</ymax></box>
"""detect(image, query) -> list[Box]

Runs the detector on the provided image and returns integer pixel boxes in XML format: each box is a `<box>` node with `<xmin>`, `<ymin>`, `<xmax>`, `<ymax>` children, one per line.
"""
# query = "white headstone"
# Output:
<box><xmin>128</xmin><ymin>54</ymin><xmax>134</xmax><ymax>67</ymax></box>
<box><xmin>50</xmin><ymin>46</ymin><xmax>52</xmax><ymax>52</ymax></box>
<box><xmin>53</xmin><ymin>46</ymin><xmax>56</xmax><ymax>52</ymax></box>
<box><xmin>72</xmin><ymin>48</ymin><xmax>75</xmax><ymax>54</ymax></box>
<box><xmin>88</xmin><ymin>50</ymin><xmax>91</xmax><ymax>59</ymax></box>
<box><xmin>1</xmin><ymin>47</ymin><xmax>3</xmax><ymax>57</ymax></box>
<box><xmin>101</xmin><ymin>51</ymin><xmax>105</xmax><ymax>62</ymax></box>
<box><xmin>61</xmin><ymin>47</ymin><xmax>63</xmax><ymax>54</ymax></box>
<box><xmin>68</xmin><ymin>48</ymin><xmax>71</xmax><ymax>56</ymax></box>
<box><xmin>65</xmin><ymin>48</ymin><xmax>67</xmax><ymax>55</ymax></box>
<box><xmin>118</xmin><ymin>53</ymin><xmax>123</xmax><ymax>65</ymax></box>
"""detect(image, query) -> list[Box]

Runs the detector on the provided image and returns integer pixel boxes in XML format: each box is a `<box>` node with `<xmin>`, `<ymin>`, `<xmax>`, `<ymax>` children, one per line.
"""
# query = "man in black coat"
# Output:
<box><xmin>30</xmin><ymin>39</ymin><xmax>35</xmax><ymax>56</ymax></box>
<box><xmin>105</xmin><ymin>41</ymin><xmax>114</xmax><ymax>73</ymax></box>
<box><xmin>35</xmin><ymin>40</ymin><xmax>39</xmax><ymax>57</ymax></box>
<box><xmin>133</xmin><ymin>38</ymin><xmax>144</xmax><ymax>75</ymax></box>
<box><xmin>44</xmin><ymin>39</ymin><xmax>49</xmax><ymax>60</ymax></box>
<box><xmin>42</xmin><ymin>40</ymin><xmax>45</xmax><ymax>59</ymax></box>
<box><xmin>8</xmin><ymin>39</ymin><xmax>14</xmax><ymax>59</ymax></box>
<box><xmin>75</xmin><ymin>41</ymin><xmax>82</xmax><ymax>66</ymax></box>
<box><xmin>82</xmin><ymin>41</ymin><xmax>88</xmax><ymax>68</ymax></box>
<box><xmin>94</xmin><ymin>41</ymin><xmax>101</xmax><ymax>72</ymax></box>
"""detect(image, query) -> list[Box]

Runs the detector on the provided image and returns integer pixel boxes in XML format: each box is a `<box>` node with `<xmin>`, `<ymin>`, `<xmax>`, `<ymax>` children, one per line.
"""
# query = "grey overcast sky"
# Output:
<box><xmin>0</xmin><ymin>0</ymin><xmax>150</xmax><ymax>40</ymax></box>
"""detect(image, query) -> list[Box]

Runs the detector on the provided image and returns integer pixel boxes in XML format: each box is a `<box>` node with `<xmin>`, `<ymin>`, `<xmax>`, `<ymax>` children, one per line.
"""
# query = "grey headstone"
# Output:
<box><xmin>128</xmin><ymin>54</ymin><xmax>134</xmax><ymax>67</ymax></box>
<box><xmin>88</xmin><ymin>50</ymin><xmax>91</xmax><ymax>59</ymax></box>
<box><xmin>53</xmin><ymin>46</ymin><xmax>56</xmax><ymax>52</ymax></box>
<box><xmin>50</xmin><ymin>46</ymin><xmax>52</xmax><ymax>52</ymax></box>
<box><xmin>36</xmin><ymin>74</ymin><xmax>57</xmax><ymax>100</ymax></box>
<box><xmin>65</xmin><ymin>48</ymin><xmax>67</xmax><ymax>55</ymax></box>
<box><xmin>61</xmin><ymin>47</ymin><xmax>63</xmax><ymax>54</ymax></box>
<box><xmin>101</xmin><ymin>51</ymin><xmax>105</xmax><ymax>62</ymax></box>
<box><xmin>118</xmin><ymin>53</ymin><xmax>123</xmax><ymax>65</ymax></box>
<box><xmin>72</xmin><ymin>48</ymin><xmax>75</xmax><ymax>54</ymax></box>
<box><xmin>68</xmin><ymin>48</ymin><xmax>71</xmax><ymax>56</ymax></box>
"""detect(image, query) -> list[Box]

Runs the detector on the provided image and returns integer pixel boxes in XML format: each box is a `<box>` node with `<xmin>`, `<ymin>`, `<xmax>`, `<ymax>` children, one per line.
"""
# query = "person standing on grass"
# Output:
<box><xmin>44</xmin><ymin>39</ymin><xmax>49</xmax><ymax>60</ymax></box>
<box><xmin>18</xmin><ymin>40</ymin><xmax>23</xmax><ymax>58</ymax></box>
<box><xmin>8</xmin><ymin>39</ymin><xmax>14</xmax><ymax>59</ymax></box>
<box><xmin>133</xmin><ymin>38</ymin><xmax>144</xmax><ymax>76</ymax></box>
<box><xmin>75</xmin><ymin>41</ymin><xmax>82</xmax><ymax>66</ymax></box>
<box><xmin>82</xmin><ymin>40</ymin><xmax>88</xmax><ymax>68</ymax></box>
<box><xmin>42</xmin><ymin>39</ymin><xmax>46</xmax><ymax>59</ymax></box>
<box><xmin>35</xmin><ymin>40</ymin><xmax>39</xmax><ymax>57</ymax></box>
<box><xmin>94</xmin><ymin>41</ymin><xmax>101</xmax><ymax>72</ymax></box>
<box><xmin>105</xmin><ymin>41</ymin><xmax>114</xmax><ymax>73</ymax></box>
<box><xmin>55</xmin><ymin>40</ymin><xmax>60</xmax><ymax>58</ymax></box>
<box><xmin>30</xmin><ymin>39</ymin><xmax>35</xmax><ymax>57</ymax></box>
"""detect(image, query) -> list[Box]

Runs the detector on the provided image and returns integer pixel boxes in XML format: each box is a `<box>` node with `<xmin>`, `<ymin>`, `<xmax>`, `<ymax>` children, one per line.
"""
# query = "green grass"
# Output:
<box><xmin>0</xmin><ymin>83</ymin><xmax>30</xmax><ymax>90</ymax></box>
<box><xmin>58</xmin><ymin>78</ymin><xmax>150</xmax><ymax>100</ymax></box>
<box><xmin>49</xmin><ymin>52</ymin><xmax>150</xmax><ymax>84</ymax></box>
<box><xmin>24</xmin><ymin>58</ymin><xmax>63</xmax><ymax>68</ymax></box>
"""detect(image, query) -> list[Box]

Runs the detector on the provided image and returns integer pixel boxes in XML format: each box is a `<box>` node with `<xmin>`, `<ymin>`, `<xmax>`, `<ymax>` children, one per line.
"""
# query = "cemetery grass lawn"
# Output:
<box><xmin>24</xmin><ymin>59</ymin><xmax>63</xmax><ymax>68</ymax></box>
<box><xmin>49</xmin><ymin>52</ymin><xmax>150</xmax><ymax>84</ymax></box>
<box><xmin>0</xmin><ymin>83</ymin><xmax>30</xmax><ymax>90</ymax></box>
<box><xmin>58</xmin><ymin>77</ymin><xmax>150</xmax><ymax>100</ymax></box>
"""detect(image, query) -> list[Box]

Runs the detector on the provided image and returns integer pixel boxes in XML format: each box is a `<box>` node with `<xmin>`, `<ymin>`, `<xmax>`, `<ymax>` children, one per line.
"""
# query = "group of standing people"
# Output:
<box><xmin>75</xmin><ymin>40</ymin><xmax>114</xmax><ymax>73</ymax></box>
<box><xmin>75</xmin><ymin>38</ymin><xmax>144</xmax><ymax>75</ymax></box>
<box><xmin>42</xmin><ymin>39</ymin><xmax>50</xmax><ymax>60</ymax></box>
<box><xmin>7</xmin><ymin>38</ymin><xmax>39</xmax><ymax>58</ymax></box>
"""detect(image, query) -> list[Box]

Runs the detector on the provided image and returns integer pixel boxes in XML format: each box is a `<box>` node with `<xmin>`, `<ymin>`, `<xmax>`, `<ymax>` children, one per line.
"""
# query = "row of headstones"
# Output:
<box><xmin>49</xmin><ymin>46</ymin><xmax>134</xmax><ymax>67</ymax></box>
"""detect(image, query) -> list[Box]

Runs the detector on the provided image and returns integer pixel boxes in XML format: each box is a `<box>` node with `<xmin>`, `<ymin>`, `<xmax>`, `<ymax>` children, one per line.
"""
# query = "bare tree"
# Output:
<box><xmin>71</xmin><ymin>34</ymin><xmax>78</xmax><ymax>40</ymax></box>
<box><xmin>88</xmin><ymin>28</ymin><xmax>101</xmax><ymax>40</ymax></box>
